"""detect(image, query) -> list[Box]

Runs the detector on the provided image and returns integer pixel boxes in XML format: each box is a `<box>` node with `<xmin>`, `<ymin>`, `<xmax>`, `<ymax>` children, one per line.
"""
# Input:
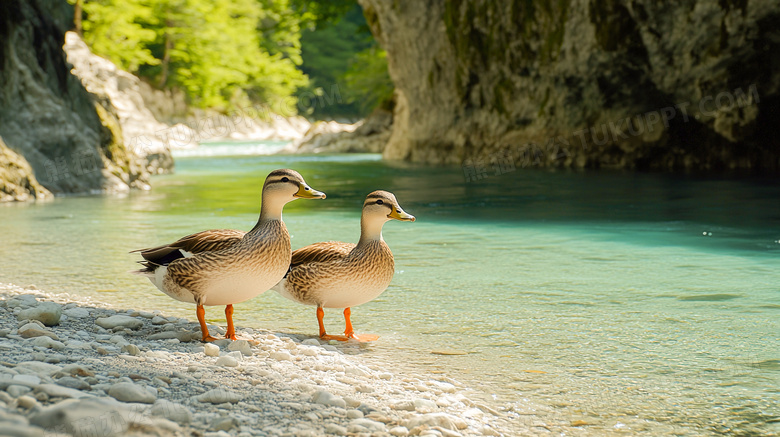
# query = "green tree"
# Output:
<box><xmin>79</xmin><ymin>0</ymin><xmax>307</xmax><ymax>111</ymax></box>
<box><xmin>341</xmin><ymin>46</ymin><xmax>393</xmax><ymax>114</ymax></box>
<box><xmin>296</xmin><ymin>2</ymin><xmax>392</xmax><ymax>119</ymax></box>
<box><xmin>79</xmin><ymin>0</ymin><xmax>158</xmax><ymax>72</ymax></box>
<box><xmin>76</xmin><ymin>0</ymin><xmax>392</xmax><ymax>118</ymax></box>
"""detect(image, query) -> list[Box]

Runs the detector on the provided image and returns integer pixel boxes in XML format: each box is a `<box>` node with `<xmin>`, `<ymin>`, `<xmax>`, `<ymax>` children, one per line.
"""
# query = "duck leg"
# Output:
<box><xmin>342</xmin><ymin>307</ymin><xmax>379</xmax><ymax>342</ymax></box>
<box><xmin>343</xmin><ymin>307</ymin><xmax>355</xmax><ymax>338</ymax></box>
<box><xmin>225</xmin><ymin>304</ymin><xmax>237</xmax><ymax>340</ymax></box>
<box><xmin>196</xmin><ymin>305</ymin><xmax>218</xmax><ymax>342</ymax></box>
<box><xmin>222</xmin><ymin>304</ymin><xmax>259</xmax><ymax>344</ymax></box>
<box><xmin>317</xmin><ymin>306</ymin><xmax>347</xmax><ymax>341</ymax></box>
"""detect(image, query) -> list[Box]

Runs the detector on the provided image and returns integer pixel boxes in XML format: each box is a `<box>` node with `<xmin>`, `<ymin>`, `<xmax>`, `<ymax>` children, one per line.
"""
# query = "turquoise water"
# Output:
<box><xmin>1</xmin><ymin>142</ymin><xmax>779</xmax><ymax>434</ymax></box>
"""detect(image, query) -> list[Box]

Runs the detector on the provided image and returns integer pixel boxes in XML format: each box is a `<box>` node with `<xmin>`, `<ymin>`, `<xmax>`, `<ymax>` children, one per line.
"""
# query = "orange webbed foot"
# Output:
<box><xmin>319</xmin><ymin>333</ymin><xmax>380</xmax><ymax>342</ymax></box>
<box><xmin>201</xmin><ymin>335</ymin><xmax>219</xmax><ymax>342</ymax></box>
<box><xmin>347</xmin><ymin>333</ymin><xmax>379</xmax><ymax>342</ymax></box>
<box><xmin>320</xmin><ymin>333</ymin><xmax>350</xmax><ymax>342</ymax></box>
<box><xmin>341</xmin><ymin>308</ymin><xmax>378</xmax><ymax>342</ymax></box>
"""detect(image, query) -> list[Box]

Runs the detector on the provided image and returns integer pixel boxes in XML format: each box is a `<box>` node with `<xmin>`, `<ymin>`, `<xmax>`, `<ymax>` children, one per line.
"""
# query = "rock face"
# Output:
<box><xmin>289</xmin><ymin>108</ymin><xmax>392</xmax><ymax>154</ymax></box>
<box><xmin>0</xmin><ymin>0</ymin><xmax>166</xmax><ymax>201</ymax></box>
<box><xmin>359</xmin><ymin>0</ymin><xmax>780</xmax><ymax>171</ymax></box>
<box><xmin>0</xmin><ymin>137</ymin><xmax>51</xmax><ymax>202</ymax></box>
<box><xmin>63</xmin><ymin>32</ymin><xmax>174</xmax><ymax>175</ymax></box>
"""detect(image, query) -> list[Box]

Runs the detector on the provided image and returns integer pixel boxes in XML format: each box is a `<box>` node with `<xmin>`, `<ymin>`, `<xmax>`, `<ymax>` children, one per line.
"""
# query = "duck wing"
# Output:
<box><xmin>132</xmin><ymin>229</ymin><xmax>247</xmax><ymax>266</ymax></box>
<box><xmin>290</xmin><ymin>241</ymin><xmax>355</xmax><ymax>268</ymax></box>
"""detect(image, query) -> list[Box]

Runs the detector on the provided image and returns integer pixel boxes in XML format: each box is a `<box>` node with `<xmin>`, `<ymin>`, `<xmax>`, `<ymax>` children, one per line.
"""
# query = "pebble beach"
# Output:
<box><xmin>0</xmin><ymin>283</ymin><xmax>520</xmax><ymax>437</ymax></box>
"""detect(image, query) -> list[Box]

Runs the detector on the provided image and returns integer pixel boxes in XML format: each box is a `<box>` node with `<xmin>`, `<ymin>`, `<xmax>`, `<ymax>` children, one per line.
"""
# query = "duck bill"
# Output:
<box><xmin>294</xmin><ymin>184</ymin><xmax>326</xmax><ymax>199</ymax></box>
<box><xmin>388</xmin><ymin>207</ymin><xmax>415</xmax><ymax>222</ymax></box>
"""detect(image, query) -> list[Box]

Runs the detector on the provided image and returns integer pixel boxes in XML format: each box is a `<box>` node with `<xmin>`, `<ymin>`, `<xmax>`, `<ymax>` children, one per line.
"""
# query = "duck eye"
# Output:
<box><xmin>281</xmin><ymin>177</ymin><xmax>289</xmax><ymax>182</ymax></box>
<box><xmin>376</xmin><ymin>199</ymin><xmax>384</xmax><ymax>205</ymax></box>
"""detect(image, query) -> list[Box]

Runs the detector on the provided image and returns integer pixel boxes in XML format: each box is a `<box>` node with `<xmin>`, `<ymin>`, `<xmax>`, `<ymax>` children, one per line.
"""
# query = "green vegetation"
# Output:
<box><xmin>73</xmin><ymin>0</ymin><xmax>392</xmax><ymax>118</ymax></box>
<box><xmin>297</xmin><ymin>3</ymin><xmax>393</xmax><ymax>119</ymax></box>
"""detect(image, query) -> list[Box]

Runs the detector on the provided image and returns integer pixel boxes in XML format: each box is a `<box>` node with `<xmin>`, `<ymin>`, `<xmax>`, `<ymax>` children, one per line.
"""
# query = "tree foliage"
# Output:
<box><xmin>79</xmin><ymin>0</ymin><xmax>307</xmax><ymax>111</ymax></box>
<box><xmin>297</xmin><ymin>2</ymin><xmax>392</xmax><ymax>119</ymax></box>
<box><xmin>342</xmin><ymin>46</ymin><xmax>393</xmax><ymax>114</ymax></box>
<box><xmin>80</xmin><ymin>0</ymin><xmax>158</xmax><ymax>71</ymax></box>
<box><xmin>75</xmin><ymin>0</ymin><xmax>392</xmax><ymax>117</ymax></box>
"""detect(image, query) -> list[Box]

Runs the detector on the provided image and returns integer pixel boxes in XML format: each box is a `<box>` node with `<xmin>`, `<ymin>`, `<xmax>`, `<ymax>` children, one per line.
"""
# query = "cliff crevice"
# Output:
<box><xmin>0</xmin><ymin>0</ymin><xmax>166</xmax><ymax>201</ymax></box>
<box><xmin>360</xmin><ymin>0</ymin><xmax>780</xmax><ymax>171</ymax></box>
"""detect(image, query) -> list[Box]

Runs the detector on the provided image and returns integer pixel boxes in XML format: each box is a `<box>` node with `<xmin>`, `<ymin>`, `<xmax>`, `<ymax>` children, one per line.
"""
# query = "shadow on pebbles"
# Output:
<box><xmin>0</xmin><ymin>283</ymin><xmax>516</xmax><ymax>436</ymax></box>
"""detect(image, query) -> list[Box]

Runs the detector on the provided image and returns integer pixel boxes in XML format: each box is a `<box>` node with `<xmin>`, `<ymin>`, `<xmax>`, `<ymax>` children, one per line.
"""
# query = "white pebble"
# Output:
<box><xmin>299</xmin><ymin>347</ymin><xmax>318</xmax><ymax>357</ymax></box>
<box><xmin>324</xmin><ymin>424</ymin><xmax>348</xmax><ymax>435</ymax></box>
<box><xmin>26</xmin><ymin>336</ymin><xmax>65</xmax><ymax>350</ymax></box>
<box><xmin>196</xmin><ymin>389</ymin><xmax>242</xmax><ymax>404</ymax></box>
<box><xmin>349</xmin><ymin>418</ymin><xmax>386</xmax><ymax>432</ymax></box>
<box><xmin>63</xmin><ymin>307</ymin><xmax>90</xmax><ymax>318</ymax></box>
<box><xmin>405</xmin><ymin>413</ymin><xmax>468</xmax><ymax>431</ymax></box>
<box><xmin>17</xmin><ymin>302</ymin><xmax>62</xmax><ymax>326</ymax></box>
<box><xmin>7</xmin><ymin>385</ymin><xmax>31</xmax><ymax>397</ymax></box>
<box><xmin>151</xmin><ymin>399</ymin><xmax>192</xmax><ymax>424</ymax></box>
<box><xmin>121</xmin><ymin>344</ymin><xmax>141</xmax><ymax>356</ymax></box>
<box><xmin>146</xmin><ymin>350</ymin><xmax>171</xmax><ymax>359</ymax></box>
<box><xmin>343</xmin><ymin>397</ymin><xmax>361</xmax><ymax>408</ymax></box>
<box><xmin>204</xmin><ymin>343</ymin><xmax>220</xmax><ymax>357</ymax></box>
<box><xmin>390</xmin><ymin>426</ymin><xmax>410</xmax><ymax>436</ymax></box>
<box><xmin>16</xmin><ymin>395</ymin><xmax>38</xmax><ymax>409</ymax></box>
<box><xmin>227</xmin><ymin>340</ymin><xmax>252</xmax><ymax>356</ymax></box>
<box><xmin>345</xmin><ymin>366</ymin><xmax>369</xmax><ymax>377</ymax></box>
<box><xmin>18</xmin><ymin>321</ymin><xmax>46</xmax><ymax>332</ymax></box>
<box><xmin>414</xmin><ymin>398</ymin><xmax>438</xmax><ymax>412</ymax></box>
<box><xmin>311</xmin><ymin>390</ymin><xmax>346</xmax><ymax>408</ymax></box>
<box><xmin>12</xmin><ymin>374</ymin><xmax>42</xmax><ymax>387</ymax></box>
<box><xmin>391</xmin><ymin>400</ymin><xmax>416</xmax><ymax>411</ymax></box>
<box><xmin>270</xmin><ymin>351</ymin><xmax>293</xmax><ymax>361</ymax></box>
<box><xmin>108</xmin><ymin>382</ymin><xmax>157</xmax><ymax>404</ymax></box>
<box><xmin>215</xmin><ymin>356</ymin><xmax>239</xmax><ymax>367</ymax></box>
<box><xmin>95</xmin><ymin>315</ymin><xmax>143</xmax><ymax>330</ymax></box>
<box><xmin>346</xmin><ymin>409</ymin><xmax>364</xmax><ymax>419</ymax></box>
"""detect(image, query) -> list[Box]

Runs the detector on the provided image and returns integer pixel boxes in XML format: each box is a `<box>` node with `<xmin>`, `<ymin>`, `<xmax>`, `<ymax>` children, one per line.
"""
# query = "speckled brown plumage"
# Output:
<box><xmin>133</xmin><ymin>229</ymin><xmax>247</xmax><ymax>263</ymax></box>
<box><xmin>131</xmin><ymin>168</ymin><xmax>326</xmax><ymax>342</ymax></box>
<box><xmin>163</xmin><ymin>220</ymin><xmax>291</xmax><ymax>305</ymax></box>
<box><xmin>284</xmin><ymin>240</ymin><xmax>395</xmax><ymax>307</ymax></box>
<box><xmin>290</xmin><ymin>241</ymin><xmax>355</xmax><ymax>267</ymax></box>
<box><xmin>272</xmin><ymin>190</ymin><xmax>413</xmax><ymax>341</ymax></box>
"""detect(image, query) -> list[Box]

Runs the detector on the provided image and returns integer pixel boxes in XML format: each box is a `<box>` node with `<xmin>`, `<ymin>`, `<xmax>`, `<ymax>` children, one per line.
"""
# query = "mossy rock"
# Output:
<box><xmin>0</xmin><ymin>136</ymin><xmax>51</xmax><ymax>201</ymax></box>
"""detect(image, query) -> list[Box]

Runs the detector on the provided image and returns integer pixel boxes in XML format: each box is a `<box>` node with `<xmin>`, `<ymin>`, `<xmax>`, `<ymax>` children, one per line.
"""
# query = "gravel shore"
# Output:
<box><xmin>0</xmin><ymin>283</ymin><xmax>516</xmax><ymax>436</ymax></box>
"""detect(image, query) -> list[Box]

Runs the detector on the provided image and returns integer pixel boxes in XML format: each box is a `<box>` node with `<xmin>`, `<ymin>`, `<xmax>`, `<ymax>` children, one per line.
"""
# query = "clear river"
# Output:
<box><xmin>1</xmin><ymin>141</ymin><xmax>778</xmax><ymax>435</ymax></box>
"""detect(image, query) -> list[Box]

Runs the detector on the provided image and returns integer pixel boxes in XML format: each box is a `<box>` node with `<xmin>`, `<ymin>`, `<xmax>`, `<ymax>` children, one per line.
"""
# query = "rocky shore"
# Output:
<box><xmin>284</xmin><ymin>109</ymin><xmax>392</xmax><ymax>155</ymax></box>
<box><xmin>0</xmin><ymin>283</ymin><xmax>515</xmax><ymax>436</ymax></box>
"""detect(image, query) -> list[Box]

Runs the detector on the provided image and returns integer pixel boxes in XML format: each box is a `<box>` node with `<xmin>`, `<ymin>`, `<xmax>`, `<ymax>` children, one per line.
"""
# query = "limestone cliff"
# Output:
<box><xmin>359</xmin><ymin>0</ymin><xmax>780</xmax><ymax>171</ymax></box>
<box><xmin>0</xmin><ymin>0</ymin><xmax>159</xmax><ymax>200</ymax></box>
<box><xmin>286</xmin><ymin>108</ymin><xmax>392</xmax><ymax>154</ymax></box>
<box><xmin>63</xmin><ymin>32</ymin><xmax>174</xmax><ymax>175</ymax></box>
<box><xmin>0</xmin><ymin>137</ymin><xmax>51</xmax><ymax>202</ymax></box>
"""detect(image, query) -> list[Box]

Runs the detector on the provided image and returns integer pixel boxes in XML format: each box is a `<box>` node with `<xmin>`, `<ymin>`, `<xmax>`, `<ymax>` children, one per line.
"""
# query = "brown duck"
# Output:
<box><xmin>133</xmin><ymin>169</ymin><xmax>325</xmax><ymax>341</ymax></box>
<box><xmin>273</xmin><ymin>190</ymin><xmax>415</xmax><ymax>341</ymax></box>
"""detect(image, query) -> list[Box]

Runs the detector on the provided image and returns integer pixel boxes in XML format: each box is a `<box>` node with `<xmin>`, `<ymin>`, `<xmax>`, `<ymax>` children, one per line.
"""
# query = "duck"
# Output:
<box><xmin>132</xmin><ymin>169</ymin><xmax>326</xmax><ymax>342</ymax></box>
<box><xmin>273</xmin><ymin>190</ymin><xmax>415</xmax><ymax>341</ymax></box>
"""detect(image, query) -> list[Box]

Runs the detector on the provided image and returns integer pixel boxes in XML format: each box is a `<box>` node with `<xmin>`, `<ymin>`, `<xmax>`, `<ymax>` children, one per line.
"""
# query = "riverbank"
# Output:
<box><xmin>0</xmin><ymin>283</ymin><xmax>518</xmax><ymax>436</ymax></box>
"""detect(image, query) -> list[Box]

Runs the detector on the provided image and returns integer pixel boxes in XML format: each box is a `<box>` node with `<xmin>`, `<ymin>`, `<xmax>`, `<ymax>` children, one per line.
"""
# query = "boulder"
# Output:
<box><xmin>16</xmin><ymin>302</ymin><xmax>62</xmax><ymax>326</ymax></box>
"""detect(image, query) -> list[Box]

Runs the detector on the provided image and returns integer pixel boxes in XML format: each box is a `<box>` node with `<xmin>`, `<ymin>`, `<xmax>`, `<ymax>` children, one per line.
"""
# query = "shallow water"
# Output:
<box><xmin>1</xmin><ymin>142</ymin><xmax>779</xmax><ymax>434</ymax></box>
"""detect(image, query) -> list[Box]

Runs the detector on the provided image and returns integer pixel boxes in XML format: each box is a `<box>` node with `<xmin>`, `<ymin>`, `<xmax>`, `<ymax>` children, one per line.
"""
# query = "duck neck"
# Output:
<box><xmin>358</xmin><ymin>214</ymin><xmax>388</xmax><ymax>246</ymax></box>
<box><xmin>253</xmin><ymin>194</ymin><xmax>286</xmax><ymax>231</ymax></box>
